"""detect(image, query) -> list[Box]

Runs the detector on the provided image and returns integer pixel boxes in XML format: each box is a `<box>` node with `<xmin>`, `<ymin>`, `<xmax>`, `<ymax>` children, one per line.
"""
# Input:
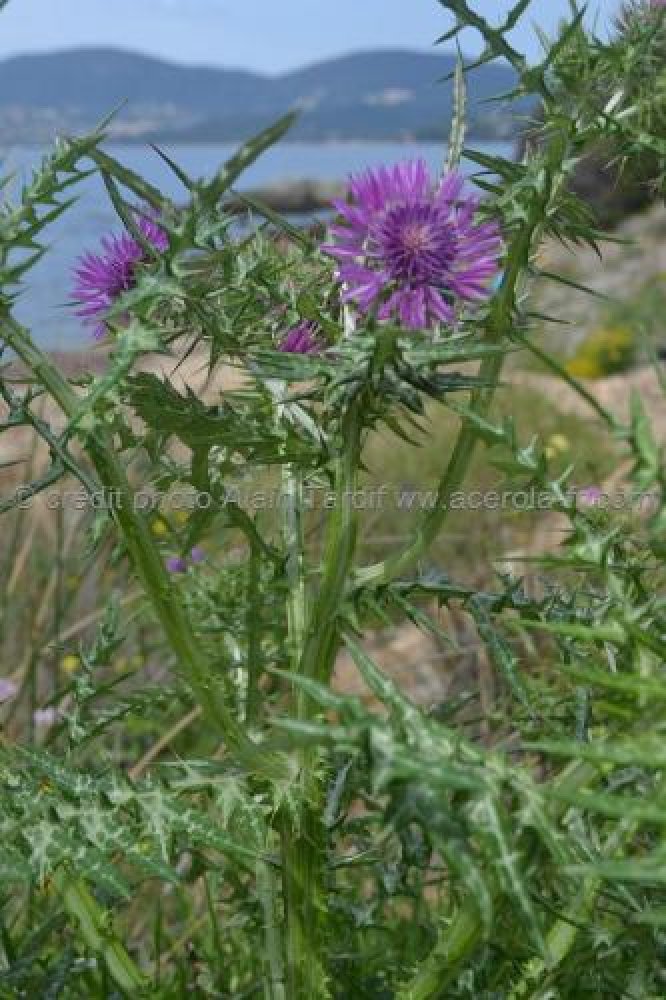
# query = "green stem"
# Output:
<box><xmin>279</xmin><ymin>811</ymin><xmax>328</xmax><ymax>1000</ymax></box>
<box><xmin>279</xmin><ymin>461</ymin><xmax>328</xmax><ymax>998</ymax></box>
<box><xmin>271</xmin><ymin>380</ymin><xmax>326</xmax><ymax>998</ymax></box>
<box><xmin>299</xmin><ymin>405</ymin><xmax>361</xmax><ymax>688</ymax></box>
<box><xmin>281</xmin><ymin>462</ymin><xmax>308</xmax><ymax>675</ymax></box>
<box><xmin>245</xmin><ymin>540</ymin><xmax>262</xmax><ymax>722</ymax></box>
<box><xmin>257</xmin><ymin>848</ymin><xmax>287</xmax><ymax>1000</ymax></box>
<box><xmin>397</xmin><ymin>891</ymin><xmax>496</xmax><ymax>1000</ymax></box>
<box><xmin>509</xmin><ymin>884</ymin><xmax>603</xmax><ymax>1000</ymax></box>
<box><xmin>53</xmin><ymin>867</ymin><xmax>148</xmax><ymax>995</ymax></box>
<box><xmin>277</xmin><ymin>405</ymin><xmax>361</xmax><ymax>998</ymax></box>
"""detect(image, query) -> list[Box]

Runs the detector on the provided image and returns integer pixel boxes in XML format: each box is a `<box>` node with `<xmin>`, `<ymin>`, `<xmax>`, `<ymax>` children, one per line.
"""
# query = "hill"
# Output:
<box><xmin>0</xmin><ymin>47</ymin><xmax>526</xmax><ymax>143</ymax></box>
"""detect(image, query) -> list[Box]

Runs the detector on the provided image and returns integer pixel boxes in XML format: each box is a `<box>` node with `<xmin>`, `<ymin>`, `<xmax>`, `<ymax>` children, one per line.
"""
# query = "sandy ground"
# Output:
<box><xmin>0</xmin><ymin>339</ymin><xmax>247</xmax><ymax>471</ymax></box>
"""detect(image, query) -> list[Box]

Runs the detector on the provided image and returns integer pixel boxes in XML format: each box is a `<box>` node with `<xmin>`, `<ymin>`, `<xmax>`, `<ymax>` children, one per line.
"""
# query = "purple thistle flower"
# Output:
<box><xmin>321</xmin><ymin>160</ymin><xmax>502</xmax><ymax>330</ymax></box>
<box><xmin>278</xmin><ymin>321</ymin><xmax>324</xmax><ymax>355</ymax></box>
<box><xmin>72</xmin><ymin>210</ymin><xmax>168</xmax><ymax>340</ymax></box>
<box><xmin>166</xmin><ymin>555</ymin><xmax>188</xmax><ymax>574</ymax></box>
<box><xmin>190</xmin><ymin>546</ymin><xmax>206</xmax><ymax>564</ymax></box>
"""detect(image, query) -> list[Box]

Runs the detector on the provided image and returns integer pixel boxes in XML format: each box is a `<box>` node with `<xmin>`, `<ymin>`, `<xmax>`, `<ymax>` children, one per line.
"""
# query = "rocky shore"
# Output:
<box><xmin>228</xmin><ymin>179</ymin><xmax>344</xmax><ymax>216</ymax></box>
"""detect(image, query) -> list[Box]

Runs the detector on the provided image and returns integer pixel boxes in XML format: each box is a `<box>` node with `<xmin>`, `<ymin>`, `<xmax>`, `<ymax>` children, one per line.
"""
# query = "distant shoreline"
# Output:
<box><xmin>0</xmin><ymin>47</ymin><xmax>526</xmax><ymax>155</ymax></box>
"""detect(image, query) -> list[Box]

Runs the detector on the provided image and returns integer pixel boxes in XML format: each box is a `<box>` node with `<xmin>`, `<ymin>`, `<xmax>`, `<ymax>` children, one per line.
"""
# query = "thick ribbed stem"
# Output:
<box><xmin>278</xmin><ymin>399</ymin><xmax>361</xmax><ymax>998</ymax></box>
<box><xmin>53</xmin><ymin>867</ymin><xmax>148</xmax><ymax>995</ymax></box>
<box><xmin>279</xmin><ymin>461</ymin><xmax>328</xmax><ymax>998</ymax></box>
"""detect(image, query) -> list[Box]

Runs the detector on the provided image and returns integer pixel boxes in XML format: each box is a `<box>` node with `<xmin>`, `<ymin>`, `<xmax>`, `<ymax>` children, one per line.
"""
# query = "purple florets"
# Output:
<box><xmin>321</xmin><ymin>160</ymin><xmax>502</xmax><ymax>331</ymax></box>
<box><xmin>166</xmin><ymin>549</ymin><xmax>206</xmax><ymax>574</ymax></box>
<box><xmin>72</xmin><ymin>210</ymin><xmax>168</xmax><ymax>340</ymax></box>
<box><xmin>278</xmin><ymin>321</ymin><xmax>324</xmax><ymax>355</ymax></box>
<box><xmin>166</xmin><ymin>556</ymin><xmax>188</xmax><ymax>574</ymax></box>
<box><xmin>578</xmin><ymin>486</ymin><xmax>604</xmax><ymax>507</ymax></box>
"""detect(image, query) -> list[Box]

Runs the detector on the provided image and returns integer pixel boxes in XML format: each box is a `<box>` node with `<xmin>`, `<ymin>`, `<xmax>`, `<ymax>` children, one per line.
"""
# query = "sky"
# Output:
<box><xmin>0</xmin><ymin>0</ymin><xmax>623</xmax><ymax>73</ymax></box>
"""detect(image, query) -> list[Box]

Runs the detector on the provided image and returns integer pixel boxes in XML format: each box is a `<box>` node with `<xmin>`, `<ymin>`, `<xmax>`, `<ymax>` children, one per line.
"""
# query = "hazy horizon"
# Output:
<box><xmin>0</xmin><ymin>1</ymin><xmax>623</xmax><ymax>74</ymax></box>
<box><xmin>0</xmin><ymin>42</ymin><xmax>500</xmax><ymax>75</ymax></box>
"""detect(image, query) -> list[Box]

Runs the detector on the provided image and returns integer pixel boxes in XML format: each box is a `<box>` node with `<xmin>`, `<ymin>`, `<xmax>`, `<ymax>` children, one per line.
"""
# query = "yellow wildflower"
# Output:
<box><xmin>61</xmin><ymin>654</ymin><xmax>81</xmax><ymax>675</ymax></box>
<box><xmin>547</xmin><ymin>433</ymin><xmax>570</xmax><ymax>455</ymax></box>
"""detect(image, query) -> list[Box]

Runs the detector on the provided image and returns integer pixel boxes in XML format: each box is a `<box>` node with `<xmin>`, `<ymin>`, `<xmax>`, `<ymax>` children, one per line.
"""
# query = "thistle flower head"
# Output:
<box><xmin>322</xmin><ymin>159</ymin><xmax>501</xmax><ymax>331</ymax></box>
<box><xmin>278</xmin><ymin>321</ymin><xmax>324</xmax><ymax>354</ymax></box>
<box><xmin>72</xmin><ymin>210</ymin><xmax>168</xmax><ymax>340</ymax></box>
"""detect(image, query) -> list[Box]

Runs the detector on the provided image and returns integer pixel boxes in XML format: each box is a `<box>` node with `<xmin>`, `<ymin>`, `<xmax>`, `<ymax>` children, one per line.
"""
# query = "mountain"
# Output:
<box><xmin>0</xmin><ymin>47</ymin><xmax>526</xmax><ymax>144</ymax></box>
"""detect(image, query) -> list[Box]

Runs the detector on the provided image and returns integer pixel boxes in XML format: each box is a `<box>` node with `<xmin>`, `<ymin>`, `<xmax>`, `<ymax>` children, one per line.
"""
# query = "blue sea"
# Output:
<box><xmin>1</xmin><ymin>140</ymin><xmax>513</xmax><ymax>348</ymax></box>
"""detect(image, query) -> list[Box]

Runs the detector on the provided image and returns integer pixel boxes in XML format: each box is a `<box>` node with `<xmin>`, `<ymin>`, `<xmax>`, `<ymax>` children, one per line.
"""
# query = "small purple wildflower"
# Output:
<box><xmin>190</xmin><ymin>546</ymin><xmax>206</xmax><ymax>564</ymax></box>
<box><xmin>0</xmin><ymin>678</ymin><xmax>18</xmax><ymax>702</ymax></box>
<box><xmin>34</xmin><ymin>706</ymin><xmax>59</xmax><ymax>727</ymax></box>
<box><xmin>278</xmin><ymin>321</ymin><xmax>324</xmax><ymax>355</ymax></box>
<box><xmin>166</xmin><ymin>555</ymin><xmax>188</xmax><ymax>574</ymax></box>
<box><xmin>579</xmin><ymin>486</ymin><xmax>605</xmax><ymax>507</ymax></box>
<box><xmin>72</xmin><ymin>210</ymin><xmax>168</xmax><ymax>340</ymax></box>
<box><xmin>321</xmin><ymin>159</ymin><xmax>502</xmax><ymax>330</ymax></box>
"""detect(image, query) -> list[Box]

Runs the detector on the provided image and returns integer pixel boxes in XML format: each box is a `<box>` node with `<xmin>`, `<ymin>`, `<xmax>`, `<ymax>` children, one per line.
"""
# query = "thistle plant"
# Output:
<box><xmin>1</xmin><ymin>2</ymin><xmax>666</xmax><ymax>997</ymax></box>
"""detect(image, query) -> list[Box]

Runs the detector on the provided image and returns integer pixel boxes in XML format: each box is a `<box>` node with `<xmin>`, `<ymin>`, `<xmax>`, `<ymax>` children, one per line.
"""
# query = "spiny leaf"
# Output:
<box><xmin>435</xmin><ymin>0</ymin><xmax>530</xmax><ymax>83</ymax></box>
<box><xmin>469</xmin><ymin>599</ymin><xmax>533</xmax><ymax>714</ymax></box>
<box><xmin>99</xmin><ymin>171</ymin><xmax>161</xmax><ymax>259</ymax></box>
<box><xmin>528</xmin><ymin>737</ymin><xmax>666</xmax><ymax>770</ymax></box>
<box><xmin>552</xmin><ymin>660</ymin><xmax>666</xmax><ymax>700</ymax></box>
<box><xmin>446</xmin><ymin>51</ymin><xmax>468</xmax><ymax>172</ymax></box>
<box><xmin>150</xmin><ymin>143</ymin><xmax>197</xmax><ymax>192</ymax></box>
<box><xmin>88</xmin><ymin>147</ymin><xmax>167</xmax><ymax>208</ymax></box>
<box><xmin>231</xmin><ymin>189</ymin><xmax>315</xmax><ymax>249</ymax></box>
<box><xmin>197</xmin><ymin>112</ymin><xmax>299</xmax><ymax>208</ymax></box>
<box><xmin>534</xmin><ymin>267</ymin><xmax>612</xmax><ymax>301</ymax></box>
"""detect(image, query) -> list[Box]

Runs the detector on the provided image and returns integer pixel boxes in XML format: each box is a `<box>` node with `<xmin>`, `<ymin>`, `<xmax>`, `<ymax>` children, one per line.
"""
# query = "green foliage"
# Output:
<box><xmin>1</xmin><ymin>1</ymin><xmax>666</xmax><ymax>997</ymax></box>
<box><xmin>525</xmin><ymin>0</ymin><xmax>666</xmax><ymax>228</ymax></box>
